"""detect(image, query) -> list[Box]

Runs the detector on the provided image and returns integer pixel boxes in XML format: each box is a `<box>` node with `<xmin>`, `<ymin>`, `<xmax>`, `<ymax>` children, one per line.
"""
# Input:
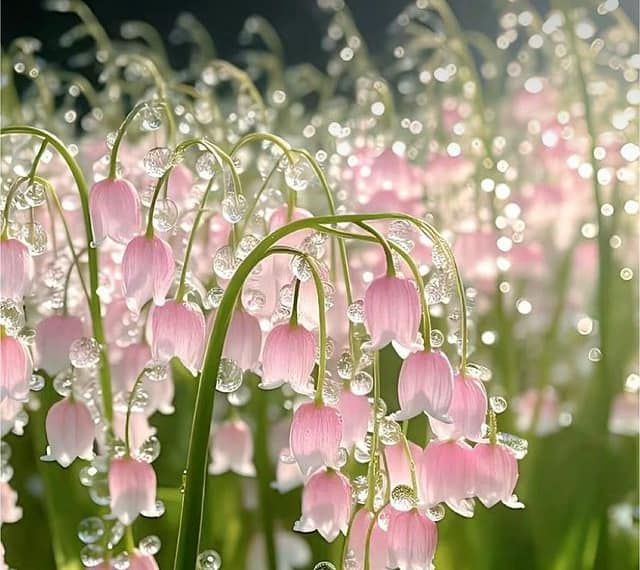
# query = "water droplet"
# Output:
<box><xmin>22</xmin><ymin>179</ymin><xmax>47</xmax><ymax>207</ymax></box>
<box><xmin>80</xmin><ymin>544</ymin><xmax>105</xmax><ymax>567</ymax></box>
<box><xmin>426</xmin><ymin>504</ymin><xmax>445</xmax><ymax>521</ymax></box>
<box><xmin>350</xmin><ymin>370</ymin><xmax>373</xmax><ymax>396</ymax></box>
<box><xmin>144</xmin><ymin>360</ymin><xmax>169</xmax><ymax>383</ymax></box>
<box><xmin>284</xmin><ymin>160</ymin><xmax>313</xmax><ymax>192</ymax></box>
<box><xmin>430</xmin><ymin>329</ymin><xmax>444</xmax><ymax>348</ymax></box>
<box><xmin>313</xmin><ymin>563</ymin><xmax>336</xmax><ymax>570</ymax></box>
<box><xmin>152</xmin><ymin>198</ymin><xmax>179</xmax><ymax>232</ymax></box>
<box><xmin>135</xmin><ymin>435</ymin><xmax>161</xmax><ymax>463</ymax></box>
<box><xmin>29</xmin><ymin>373</ymin><xmax>45</xmax><ymax>391</ymax></box>
<box><xmin>216</xmin><ymin>358</ymin><xmax>243</xmax><ymax>393</ymax></box>
<box><xmin>588</xmin><ymin>347</ymin><xmax>602</xmax><ymax>362</ymax></box>
<box><xmin>390</xmin><ymin>484</ymin><xmax>417</xmax><ymax>511</ymax></box>
<box><xmin>78</xmin><ymin>516</ymin><xmax>105</xmax><ymax>544</ymax></box>
<box><xmin>352</xmin><ymin>475</ymin><xmax>369</xmax><ymax>503</ymax></box>
<box><xmin>227</xmin><ymin>385</ymin><xmax>251</xmax><ymax>406</ymax></box>
<box><xmin>139</xmin><ymin>534</ymin><xmax>161</xmax><ymax>556</ymax></box>
<box><xmin>19</xmin><ymin>221</ymin><xmax>47</xmax><ymax>255</ymax></box>
<box><xmin>197</xmin><ymin>549</ymin><xmax>222</xmax><ymax>570</ymax></box>
<box><xmin>378</xmin><ymin>418</ymin><xmax>402</xmax><ymax>445</ymax></box>
<box><xmin>347</xmin><ymin>300</ymin><xmax>365</xmax><ymax>323</ymax></box>
<box><xmin>489</xmin><ymin>396</ymin><xmax>508</xmax><ymax>414</ymax></box>
<box><xmin>195</xmin><ymin>153</ymin><xmax>218</xmax><ymax>180</ymax></box>
<box><xmin>143</xmin><ymin>147</ymin><xmax>173</xmax><ymax>178</ymax></box>
<box><xmin>241</xmin><ymin>288</ymin><xmax>265</xmax><ymax>313</ymax></box>
<box><xmin>497</xmin><ymin>432</ymin><xmax>528</xmax><ymax>459</ymax></box>
<box><xmin>213</xmin><ymin>246</ymin><xmax>237</xmax><ymax>279</ymax></box>
<box><xmin>337</xmin><ymin>351</ymin><xmax>354</xmax><ymax>380</ymax></box>
<box><xmin>0</xmin><ymin>441</ymin><xmax>11</xmax><ymax>464</ymax></box>
<box><xmin>465</xmin><ymin>363</ymin><xmax>492</xmax><ymax>382</ymax></box>
<box><xmin>290</xmin><ymin>255</ymin><xmax>312</xmax><ymax>281</ymax></box>
<box><xmin>235</xmin><ymin>235</ymin><xmax>260</xmax><ymax>260</ymax></box>
<box><xmin>140</xmin><ymin>106</ymin><xmax>163</xmax><ymax>131</ymax></box>
<box><xmin>431</xmin><ymin>242</ymin><xmax>449</xmax><ymax>270</ymax></box>
<box><xmin>69</xmin><ymin>337</ymin><xmax>101</xmax><ymax>368</ymax></box>
<box><xmin>221</xmin><ymin>193</ymin><xmax>247</xmax><ymax>224</ymax></box>
<box><xmin>0</xmin><ymin>299</ymin><xmax>26</xmax><ymax>335</ymax></box>
<box><xmin>53</xmin><ymin>369</ymin><xmax>75</xmax><ymax>397</ymax></box>
<box><xmin>111</xmin><ymin>552</ymin><xmax>130</xmax><ymax>570</ymax></box>
<box><xmin>206</xmin><ymin>286</ymin><xmax>225</xmax><ymax>308</ymax></box>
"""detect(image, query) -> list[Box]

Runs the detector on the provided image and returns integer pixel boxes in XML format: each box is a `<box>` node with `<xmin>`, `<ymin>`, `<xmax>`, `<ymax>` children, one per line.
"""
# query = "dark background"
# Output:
<box><xmin>2</xmin><ymin>0</ymin><xmax>638</xmax><ymax>69</ymax></box>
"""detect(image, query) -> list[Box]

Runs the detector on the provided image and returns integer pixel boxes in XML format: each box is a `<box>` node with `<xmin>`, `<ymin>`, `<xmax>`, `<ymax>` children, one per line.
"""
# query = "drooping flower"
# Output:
<box><xmin>108</xmin><ymin>457</ymin><xmax>157</xmax><ymax>525</ymax></box>
<box><xmin>223</xmin><ymin>308</ymin><xmax>262</xmax><ymax>371</ymax></box>
<box><xmin>35</xmin><ymin>315</ymin><xmax>84</xmax><ymax>374</ymax></box>
<box><xmin>272</xmin><ymin>448</ymin><xmax>304</xmax><ymax>493</ymax></box>
<box><xmin>384</xmin><ymin>440</ymin><xmax>423</xmax><ymax>493</ymax></box>
<box><xmin>337</xmin><ymin>388</ymin><xmax>370</xmax><ymax>449</ymax></box>
<box><xmin>0</xmin><ymin>334</ymin><xmax>32</xmax><ymax>401</ymax></box>
<box><xmin>0</xmin><ymin>238</ymin><xmax>34</xmax><ymax>300</ymax></box>
<box><xmin>89</xmin><ymin>178</ymin><xmax>141</xmax><ymax>244</ymax></box>
<box><xmin>209</xmin><ymin>418</ymin><xmax>256</xmax><ymax>477</ymax></box>
<box><xmin>289</xmin><ymin>402</ymin><xmax>342</xmax><ymax>476</ymax></box>
<box><xmin>418</xmin><ymin>439</ymin><xmax>475</xmax><ymax>517</ymax></box>
<box><xmin>387</xmin><ymin>508</ymin><xmax>438</xmax><ymax>570</ymax></box>
<box><xmin>472</xmin><ymin>442</ymin><xmax>524</xmax><ymax>509</ymax></box>
<box><xmin>364</xmin><ymin>275</ymin><xmax>421</xmax><ymax>352</ymax></box>
<box><xmin>150</xmin><ymin>300</ymin><xmax>205</xmax><ymax>374</ymax></box>
<box><xmin>261</xmin><ymin>323</ymin><xmax>315</xmax><ymax>393</ymax></box>
<box><xmin>429</xmin><ymin>373</ymin><xmax>488</xmax><ymax>441</ymax></box>
<box><xmin>345</xmin><ymin>507</ymin><xmax>390</xmax><ymax>570</ymax></box>
<box><xmin>392</xmin><ymin>350</ymin><xmax>454</xmax><ymax>422</ymax></box>
<box><xmin>294</xmin><ymin>468</ymin><xmax>351</xmax><ymax>542</ymax></box>
<box><xmin>41</xmin><ymin>397</ymin><xmax>94</xmax><ymax>467</ymax></box>
<box><xmin>609</xmin><ymin>391</ymin><xmax>640</xmax><ymax>436</ymax></box>
<box><xmin>0</xmin><ymin>482</ymin><xmax>22</xmax><ymax>524</ymax></box>
<box><xmin>129</xmin><ymin>550</ymin><xmax>160</xmax><ymax>570</ymax></box>
<box><xmin>122</xmin><ymin>235</ymin><xmax>174</xmax><ymax>313</ymax></box>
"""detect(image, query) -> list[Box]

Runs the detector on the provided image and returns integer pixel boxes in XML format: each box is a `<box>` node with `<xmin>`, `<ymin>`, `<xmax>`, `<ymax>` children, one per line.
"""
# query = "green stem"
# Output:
<box><xmin>145</xmin><ymin>172</ymin><xmax>171</xmax><ymax>237</ymax></box>
<box><xmin>289</xmin><ymin>278</ymin><xmax>302</xmax><ymax>327</ymax></box>
<box><xmin>1</xmin><ymin>126</ymin><xmax>113</xmax><ymax>424</ymax></box>
<box><xmin>124</xmin><ymin>369</ymin><xmax>147</xmax><ymax>455</ymax></box>
<box><xmin>365</xmin><ymin>352</ymin><xmax>381</xmax><ymax>513</ymax></box>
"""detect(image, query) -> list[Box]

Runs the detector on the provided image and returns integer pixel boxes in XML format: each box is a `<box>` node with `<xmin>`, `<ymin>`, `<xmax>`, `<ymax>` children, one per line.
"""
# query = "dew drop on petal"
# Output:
<box><xmin>350</xmin><ymin>370</ymin><xmax>373</xmax><ymax>395</ymax></box>
<box><xmin>69</xmin><ymin>337</ymin><xmax>101</xmax><ymax>368</ymax></box>
<box><xmin>426</xmin><ymin>504</ymin><xmax>446</xmax><ymax>522</ymax></box>
<box><xmin>347</xmin><ymin>299</ymin><xmax>365</xmax><ymax>323</ymax></box>
<box><xmin>390</xmin><ymin>484</ymin><xmax>417</xmax><ymax>511</ymax></box>
<box><xmin>216</xmin><ymin>358</ymin><xmax>243</xmax><ymax>392</ymax></box>
<box><xmin>143</xmin><ymin>147</ymin><xmax>173</xmax><ymax>178</ymax></box>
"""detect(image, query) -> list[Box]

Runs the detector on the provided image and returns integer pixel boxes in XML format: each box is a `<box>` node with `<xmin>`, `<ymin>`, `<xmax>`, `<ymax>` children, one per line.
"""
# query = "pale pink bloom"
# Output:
<box><xmin>42</xmin><ymin>398</ymin><xmax>94</xmax><ymax>467</ymax></box>
<box><xmin>272</xmin><ymin>448</ymin><xmax>304</xmax><ymax>493</ymax></box>
<box><xmin>337</xmin><ymin>388</ymin><xmax>370</xmax><ymax>449</ymax></box>
<box><xmin>113</xmin><ymin>410</ymin><xmax>156</xmax><ymax>452</ymax></box>
<box><xmin>0</xmin><ymin>397</ymin><xmax>23</xmax><ymax>437</ymax></box>
<box><xmin>223</xmin><ymin>309</ymin><xmax>262</xmax><ymax>371</ymax></box>
<box><xmin>364</xmin><ymin>275</ymin><xmax>421</xmax><ymax>352</ymax></box>
<box><xmin>89</xmin><ymin>178</ymin><xmax>141</xmax><ymax>244</ymax></box>
<box><xmin>609</xmin><ymin>391</ymin><xmax>640</xmax><ymax>436</ymax></box>
<box><xmin>35</xmin><ymin>315</ymin><xmax>84</xmax><ymax>374</ymax></box>
<box><xmin>129</xmin><ymin>550</ymin><xmax>159</xmax><ymax>570</ymax></box>
<box><xmin>261</xmin><ymin>323</ymin><xmax>315</xmax><ymax>393</ymax></box>
<box><xmin>384</xmin><ymin>440</ymin><xmax>423</xmax><ymax>493</ymax></box>
<box><xmin>0</xmin><ymin>482</ymin><xmax>22</xmax><ymax>523</ymax></box>
<box><xmin>0</xmin><ymin>335</ymin><xmax>32</xmax><ymax>401</ymax></box>
<box><xmin>514</xmin><ymin>387</ymin><xmax>561</xmax><ymax>436</ymax></box>
<box><xmin>472</xmin><ymin>442</ymin><xmax>523</xmax><ymax>509</ymax></box>
<box><xmin>387</xmin><ymin>509</ymin><xmax>438</xmax><ymax>570</ymax></box>
<box><xmin>248</xmin><ymin>529</ymin><xmax>312</xmax><ymax>570</ymax></box>
<box><xmin>294</xmin><ymin>468</ymin><xmax>351</xmax><ymax>542</ymax></box>
<box><xmin>453</xmin><ymin>229</ymin><xmax>498</xmax><ymax>290</ymax></box>
<box><xmin>167</xmin><ymin>164</ymin><xmax>194</xmax><ymax>203</ymax></box>
<box><xmin>393</xmin><ymin>350</ymin><xmax>454</xmax><ymax>422</ymax></box>
<box><xmin>419</xmin><ymin>439</ymin><xmax>475</xmax><ymax>516</ymax></box>
<box><xmin>109</xmin><ymin>457</ymin><xmax>157</xmax><ymax>525</ymax></box>
<box><xmin>429</xmin><ymin>374</ymin><xmax>487</xmax><ymax>441</ymax></box>
<box><xmin>122</xmin><ymin>235</ymin><xmax>175</xmax><ymax>313</ymax></box>
<box><xmin>346</xmin><ymin>507</ymin><xmax>390</xmax><ymax>570</ymax></box>
<box><xmin>290</xmin><ymin>402</ymin><xmax>342</xmax><ymax>476</ymax></box>
<box><xmin>0</xmin><ymin>238</ymin><xmax>33</xmax><ymax>299</ymax></box>
<box><xmin>151</xmin><ymin>301</ymin><xmax>205</xmax><ymax>374</ymax></box>
<box><xmin>209</xmin><ymin>418</ymin><xmax>256</xmax><ymax>477</ymax></box>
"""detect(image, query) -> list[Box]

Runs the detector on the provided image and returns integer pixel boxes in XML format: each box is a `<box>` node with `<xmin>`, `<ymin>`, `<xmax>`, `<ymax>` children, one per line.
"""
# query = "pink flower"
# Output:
<box><xmin>0</xmin><ymin>482</ymin><xmax>22</xmax><ymax>524</ymax></box>
<box><xmin>290</xmin><ymin>402</ymin><xmax>342</xmax><ymax>476</ymax></box>
<box><xmin>364</xmin><ymin>275</ymin><xmax>421</xmax><ymax>352</ymax></box>
<box><xmin>223</xmin><ymin>309</ymin><xmax>262</xmax><ymax>371</ymax></box>
<box><xmin>0</xmin><ymin>334</ymin><xmax>32</xmax><ymax>401</ymax></box>
<box><xmin>337</xmin><ymin>388</ymin><xmax>370</xmax><ymax>449</ymax></box>
<box><xmin>272</xmin><ymin>448</ymin><xmax>304</xmax><ymax>493</ymax></box>
<box><xmin>345</xmin><ymin>507</ymin><xmax>389</xmax><ymax>570</ymax></box>
<box><xmin>294</xmin><ymin>468</ymin><xmax>351</xmax><ymax>542</ymax></box>
<box><xmin>0</xmin><ymin>238</ymin><xmax>33</xmax><ymax>299</ymax></box>
<box><xmin>261</xmin><ymin>323</ymin><xmax>315</xmax><ymax>393</ymax></box>
<box><xmin>151</xmin><ymin>300</ymin><xmax>205</xmax><ymax>374</ymax></box>
<box><xmin>35</xmin><ymin>315</ymin><xmax>84</xmax><ymax>374</ymax></box>
<box><xmin>209</xmin><ymin>418</ymin><xmax>256</xmax><ymax>477</ymax></box>
<box><xmin>419</xmin><ymin>439</ymin><xmax>475</xmax><ymax>516</ymax></box>
<box><xmin>609</xmin><ymin>391</ymin><xmax>640</xmax><ymax>436</ymax></box>
<box><xmin>384</xmin><ymin>440</ymin><xmax>423</xmax><ymax>493</ymax></box>
<box><xmin>472</xmin><ymin>442</ymin><xmax>523</xmax><ymax>509</ymax></box>
<box><xmin>108</xmin><ymin>457</ymin><xmax>157</xmax><ymax>525</ymax></box>
<box><xmin>42</xmin><ymin>398</ymin><xmax>94</xmax><ymax>467</ymax></box>
<box><xmin>122</xmin><ymin>235</ymin><xmax>175</xmax><ymax>313</ymax></box>
<box><xmin>393</xmin><ymin>350</ymin><xmax>454</xmax><ymax>422</ymax></box>
<box><xmin>387</xmin><ymin>509</ymin><xmax>438</xmax><ymax>570</ymax></box>
<box><xmin>429</xmin><ymin>374</ymin><xmax>487</xmax><ymax>441</ymax></box>
<box><xmin>89</xmin><ymin>178</ymin><xmax>141</xmax><ymax>244</ymax></box>
<box><xmin>129</xmin><ymin>551</ymin><xmax>159</xmax><ymax>570</ymax></box>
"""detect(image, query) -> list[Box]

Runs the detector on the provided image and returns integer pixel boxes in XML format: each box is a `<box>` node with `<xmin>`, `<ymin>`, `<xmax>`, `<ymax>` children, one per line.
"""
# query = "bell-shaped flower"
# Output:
<box><xmin>418</xmin><ymin>439</ymin><xmax>475</xmax><ymax>517</ymax></box>
<box><xmin>261</xmin><ymin>323</ymin><xmax>315</xmax><ymax>393</ymax></box>
<box><xmin>384</xmin><ymin>440</ymin><xmax>423</xmax><ymax>493</ymax></box>
<box><xmin>108</xmin><ymin>456</ymin><xmax>157</xmax><ymax>525</ymax></box>
<box><xmin>0</xmin><ymin>334</ymin><xmax>31</xmax><ymax>401</ymax></box>
<box><xmin>364</xmin><ymin>275</ymin><xmax>421</xmax><ymax>352</ymax></box>
<box><xmin>392</xmin><ymin>350</ymin><xmax>454</xmax><ymax>422</ymax></box>
<box><xmin>0</xmin><ymin>482</ymin><xmax>22</xmax><ymax>523</ymax></box>
<box><xmin>294</xmin><ymin>468</ymin><xmax>351</xmax><ymax>542</ymax></box>
<box><xmin>122</xmin><ymin>235</ymin><xmax>174</xmax><ymax>313</ymax></box>
<box><xmin>129</xmin><ymin>550</ymin><xmax>160</xmax><ymax>570</ymax></box>
<box><xmin>337</xmin><ymin>388</ymin><xmax>370</xmax><ymax>449</ymax></box>
<box><xmin>90</xmin><ymin>178</ymin><xmax>141</xmax><ymax>244</ymax></box>
<box><xmin>429</xmin><ymin>373</ymin><xmax>487</xmax><ymax>441</ymax></box>
<box><xmin>290</xmin><ymin>402</ymin><xmax>342</xmax><ymax>476</ymax></box>
<box><xmin>209</xmin><ymin>418</ymin><xmax>256</xmax><ymax>477</ymax></box>
<box><xmin>272</xmin><ymin>448</ymin><xmax>304</xmax><ymax>493</ymax></box>
<box><xmin>42</xmin><ymin>397</ymin><xmax>95</xmax><ymax>467</ymax></box>
<box><xmin>0</xmin><ymin>238</ymin><xmax>34</xmax><ymax>299</ymax></box>
<box><xmin>345</xmin><ymin>507</ymin><xmax>390</xmax><ymax>570</ymax></box>
<box><xmin>150</xmin><ymin>300</ymin><xmax>205</xmax><ymax>374</ymax></box>
<box><xmin>223</xmin><ymin>308</ymin><xmax>262</xmax><ymax>371</ymax></box>
<box><xmin>472</xmin><ymin>442</ymin><xmax>523</xmax><ymax>509</ymax></box>
<box><xmin>387</xmin><ymin>508</ymin><xmax>438</xmax><ymax>570</ymax></box>
<box><xmin>35</xmin><ymin>315</ymin><xmax>84</xmax><ymax>374</ymax></box>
